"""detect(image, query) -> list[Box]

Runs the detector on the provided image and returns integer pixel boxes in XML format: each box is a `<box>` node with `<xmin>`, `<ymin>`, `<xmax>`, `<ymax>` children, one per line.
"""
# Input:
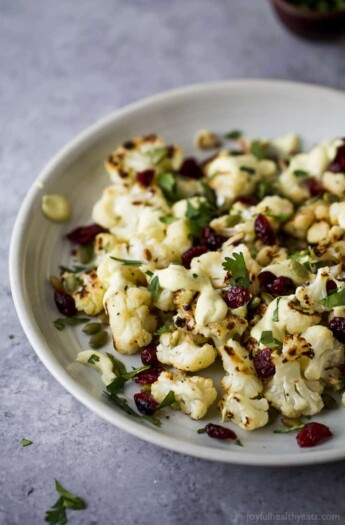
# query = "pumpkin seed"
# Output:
<box><xmin>41</xmin><ymin>194</ymin><xmax>71</xmax><ymax>222</ymax></box>
<box><xmin>98</xmin><ymin>311</ymin><xmax>109</xmax><ymax>324</ymax></box>
<box><xmin>83</xmin><ymin>322</ymin><xmax>102</xmax><ymax>335</ymax></box>
<box><xmin>322</xmin><ymin>393</ymin><xmax>338</xmax><ymax>409</ymax></box>
<box><xmin>77</xmin><ymin>243</ymin><xmax>94</xmax><ymax>264</ymax></box>
<box><xmin>281</xmin><ymin>416</ymin><xmax>304</xmax><ymax>428</ymax></box>
<box><xmin>63</xmin><ymin>274</ymin><xmax>80</xmax><ymax>294</ymax></box>
<box><xmin>89</xmin><ymin>330</ymin><xmax>109</xmax><ymax>349</ymax></box>
<box><xmin>49</xmin><ymin>275</ymin><xmax>64</xmax><ymax>292</ymax></box>
<box><xmin>289</xmin><ymin>259</ymin><xmax>309</xmax><ymax>280</ymax></box>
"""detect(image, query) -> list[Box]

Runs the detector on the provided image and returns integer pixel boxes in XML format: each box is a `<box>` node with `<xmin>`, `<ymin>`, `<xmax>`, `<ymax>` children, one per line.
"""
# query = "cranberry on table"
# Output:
<box><xmin>307</xmin><ymin>177</ymin><xmax>324</xmax><ymax>197</ymax></box>
<box><xmin>254</xmin><ymin>214</ymin><xmax>276</xmax><ymax>245</ymax></box>
<box><xmin>136</xmin><ymin>169</ymin><xmax>155</xmax><ymax>187</ymax></box>
<box><xmin>267</xmin><ymin>276</ymin><xmax>295</xmax><ymax>296</ymax></box>
<box><xmin>254</xmin><ymin>348</ymin><xmax>275</xmax><ymax>379</ymax></box>
<box><xmin>134</xmin><ymin>366</ymin><xmax>164</xmax><ymax>385</ymax></box>
<box><xmin>141</xmin><ymin>344</ymin><xmax>159</xmax><ymax>366</ymax></box>
<box><xmin>296</xmin><ymin>422</ymin><xmax>332</xmax><ymax>448</ymax></box>
<box><xmin>181</xmin><ymin>245</ymin><xmax>208</xmax><ymax>269</ymax></box>
<box><xmin>179</xmin><ymin>158</ymin><xmax>203</xmax><ymax>179</ymax></box>
<box><xmin>201</xmin><ymin>227</ymin><xmax>224</xmax><ymax>251</ymax></box>
<box><xmin>66</xmin><ymin>223</ymin><xmax>104</xmax><ymax>245</ymax></box>
<box><xmin>134</xmin><ymin>392</ymin><xmax>158</xmax><ymax>415</ymax></box>
<box><xmin>54</xmin><ymin>290</ymin><xmax>77</xmax><ymax>317</ymax></box>
<box><xmin>329</xmin><ymin>317</ymin><xmax>345</xmax><ymax>344</ymax></box>
<box><xmin>224</xmin><ymin>286</ymin><xmax>251</xmax><ymax>309</ymax></box>
<box><xmin>203</xmin><ymin>423</ymin><xmax>237</xmax><ymax>441</ymax></box>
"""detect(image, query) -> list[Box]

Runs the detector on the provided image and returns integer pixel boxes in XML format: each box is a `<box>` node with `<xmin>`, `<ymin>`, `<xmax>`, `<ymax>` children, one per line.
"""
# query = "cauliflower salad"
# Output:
<box><xmin>48</xmin><ymin>130</ymin><xmax>345</xmax><ymax>448</ymax></box>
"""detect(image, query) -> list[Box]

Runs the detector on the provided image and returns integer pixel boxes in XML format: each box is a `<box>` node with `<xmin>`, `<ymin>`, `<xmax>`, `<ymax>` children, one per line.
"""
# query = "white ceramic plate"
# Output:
<box><xmin>10</xmin><ymin>80</ymin><xmax>345</xmax><ymax>466</ymax></box>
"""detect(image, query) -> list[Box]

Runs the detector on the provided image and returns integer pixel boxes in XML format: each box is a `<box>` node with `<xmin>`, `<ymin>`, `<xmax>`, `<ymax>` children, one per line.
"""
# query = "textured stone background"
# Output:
<box><xmin>2</xmin><ymin>1</ymin><xmax>345</xmax><ymax>524</ymax></box>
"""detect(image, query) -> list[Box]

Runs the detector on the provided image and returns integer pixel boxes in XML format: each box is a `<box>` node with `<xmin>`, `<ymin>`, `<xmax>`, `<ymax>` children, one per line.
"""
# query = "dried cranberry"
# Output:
<box><xmin>179</xmin><ymin>158</ymin><xmax>203</xmax><ymax>179</ymax></box>
<box><xmin>338</xmin><ymin>363</ymin><xmax>345</xmax><ymax>376</ymax></box>
<box><xmin>136</xmin><ymin>169</ymin><xmax>155</xmax><ymax>187</ymax></box>
<box><xmin>235</xmin><ymin>195</ymin><xmax>258</xmax><ymax>206</ymax></box>
<box><xmin>267</xmin><ymin>276</ymin><xmax>295</xmax><ymax>296</ymax></box>
<box><xmin>181</xmin><ymin>245</ymin><xmax>208</xmax><ymax>269</ymax></box>
<box><xmin>296</xmin><ymin>422</ymin><xmax>332</xmax><ymax>448</ymax></box>
<box><xmin>141</xmin><ymin>344</ymin><xmax>159</xmax><ymax>366</ymax></box>
<box><xmin>254</xmin><ymin>214</ymin><xmax>276</xmax><ymax>245</ymax></box>
<box><xmin>258</xmin><ymin>271</ymin><xmax>276</xmax><ymax>290</ymax></box>
<box><xmin>201</xmin><ymin>227</ymin><xmax>224</xmax><ymax>251</ymax></box>
<box><xmin>329</xmin><ymin>317</ymin><xmax>345</xmax><ymax>344</ymax></box>
<box><xmin>66</xmin><ymin>224</ymin><xmax>104</xmax><ymax>245</ymax></box>
<box><xmin>134</xmin><ymin>366</ymin><xmax>164</xmax><ymax>385</ymax></box>
<box><xmin>329</xmin><ymin>140</ymin><xmax>345</xmax><ymax>173</ymax></box>
<box><xmin>134</xmin><ymin>392</ymin><xmax>158</xmax><ymax>415</ymax></box>
<box><xmin>326</xmin><ymin>280</ymin><xmax>337</xmax><ymax>295</ymax></box>
<box><xmin>254</xmin><ymin>348</ymin><xmax>275</xmax><ymax>379</ymax></box>
<box><xmin>307</xmin><ymin>177</ymin><xmax>324</xmax><ymax>197</ymax></box>
<box><xmin>224</xmin><ymin>286</ymin><xmax>251</xmax><ymax>309</ymax></box>
<box><xmin>204</xmin><ymin>423</ymin><xmax>237</xmax><ymax>440</ymax></box>
<box><xmin>54</xmin><ymin>290</ymin><xmax>77</xmax><ymax>317</ymax></box>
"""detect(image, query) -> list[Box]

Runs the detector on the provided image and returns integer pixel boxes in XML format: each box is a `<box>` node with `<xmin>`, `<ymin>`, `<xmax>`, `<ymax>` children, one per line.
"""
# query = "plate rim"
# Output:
<box><xmin>9</xmin><ymin>78</ymin><xmax>345</xmax><ymax>466</ymax></box>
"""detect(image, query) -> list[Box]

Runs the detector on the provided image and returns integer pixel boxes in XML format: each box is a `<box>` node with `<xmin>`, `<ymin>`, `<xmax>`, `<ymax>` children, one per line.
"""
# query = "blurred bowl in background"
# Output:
<box><xmin>271</xmin><ymin>0</ymin><xmax>345</xmax><ymax>39</ymax></box>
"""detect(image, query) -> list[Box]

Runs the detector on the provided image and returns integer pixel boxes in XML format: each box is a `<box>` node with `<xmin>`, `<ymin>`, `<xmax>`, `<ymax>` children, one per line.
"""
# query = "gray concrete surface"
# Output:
<box><xmin>1</xmin><ymin>1</ymin><xmax>345</xmax><ymax>524</ymax></box>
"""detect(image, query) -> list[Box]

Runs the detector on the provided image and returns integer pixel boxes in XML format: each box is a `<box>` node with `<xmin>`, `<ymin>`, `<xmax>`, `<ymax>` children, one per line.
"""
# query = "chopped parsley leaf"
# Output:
<box><xmin>21</xmin><ymin>438</ymin><xmax>33</xmax><ymax>447</ymax></box>
<box><xmin>222</xmin><ymin>252</ymin><xmax>250</xmax><ymax>287</ymax></box>
<box><xmin>240</xmin><ymin>166</ymin><xmax>255</xmax><ymax>175</ymax></box>
<box><xmin>260</xmin><ymin>331</ymin><xmax>282</xmax><ymax>351</ymax></box>
<box><xmin>319</xmin><ymin>288</ymin><xmax>345</xmax><ymax>308</ymax></box>
<box><xmin>109</xmin><ymin>256</ymin><xmax>143</xmax><ymax>266</ymax></box>
<box><xmin>293</xmin><ymin>169</ymin><xmax>309</xmax><ymax>177</ymax></box>
<box><xmin>148</xmin><ymin>275</ymin><xmax>161</xmax><ymax>301</ymax></box>
<box><xmin>185</xmin><ymin>199</ymin><xmax>217</xmax><ymax>239</ymax></box>
<box><xmin>250</xmin><ymin>140</ymin><xmax>268</xmax><ymax>160</ymax></box>
<box><xmin>225</xmin><ymin>130</ymin><xmax>242</xmax><ymax>140</ymax></box>
<box><xmin>87</xmin><ymin>354</ymin><xmax>100</xmax><ymax>364</ymax></box>
<box><xmin>272</xmin><ymin>297</ymin><xmax>281</xmax><ymax>323</ymax></box>
<box><xmin>157</xmin><ymin>172</ymin><xmax>178</xmax><ymax>202</ymax></box>
<box><xmin>44</xmin><ymin>479</ymin><xmax>86</xmax><ymax>525</ymax></box>
<box><xmin>159</xmin><ymin>215</ymin><xmax>178</xmax><ymax>224</ymax></box>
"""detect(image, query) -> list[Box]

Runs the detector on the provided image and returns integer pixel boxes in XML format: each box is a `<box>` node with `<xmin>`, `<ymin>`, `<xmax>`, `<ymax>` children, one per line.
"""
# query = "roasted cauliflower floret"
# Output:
<box><xmin>295</xmin><ymin>267</ymin><xmax>344</xmax><ymax>313</ymax></box>
<box><xmin>251</xmin><ymin>296</ymin><xmax>321</xmax><ymax>343</ymax></box>
<box><xmin>68</xmin><ymin>269</ymin><xmax>106</xmax><ymax>316</ymax></box>
<box><xmin>203</xmin><ymin>151</ymin><xmax>276</xmax><ymax>206</ymax></box>
<box><xmin>76</xmin><ymin>350</ymin><xmax>116</xmax><ymax>385</ymax></box>
<box><xmin>105</xmin><ymin>134</ymin><xmax>183</xmax><ymax>184</ymax></box>
<box><xmin>106</xmin><ymin>286</ymin><xmax>157</xmax><ymax>354</ymax></box>
<box><xmin>264</xmin><ymin>360</ymin><xmax>324</xmax><ymax>417</ymax></box>
<box><xmin>151</xmin><ymin>371</ymin><xmax>217</xmax><ymax>420</ymax></box>
<box><xmin>220</xmin><ymin>393</ymin><xmax>269</xmax><ymax>431</ymax></box>
<box><xmin>157</xmin><ymin>330</ymin><xmax>217</xmax><ymax>372</ymax></box>
<box><xmin>218</xmin><ymin>340</ymin><xmax>269</xmax><ymax>430</ymax></box>
<box><xmin>256</xmin><ymin>195</ymin><xmax>294</xmax><ymax>226</ymax></box>
<box><xmin>302</xmin><ymin>326</ymin><xmax>344</xmax><ymax>382</ymax></box>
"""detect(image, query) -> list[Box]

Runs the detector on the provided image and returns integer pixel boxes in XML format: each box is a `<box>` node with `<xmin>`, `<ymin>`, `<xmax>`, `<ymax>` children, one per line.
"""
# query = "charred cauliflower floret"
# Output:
<box><xmin>105</xmin><ymin>134</ymin><xmax>183</xmax><ymax>184</ymax></box>
<box><xmin>151</xmin><ymin>370</ymin><xmax>217</xmax><ymax>420</ymax></box>
<box><xmin>65</xmin><ymin>269</ymin><xmax>106</xmax><ymax>316</ymax></box>
<box><xmin>203</xmin><ymin>151</ymin><xmax>276</xmax><ymax>206</ymax></box>
<box><xmin>302</xmin><ymin>326</ymin><xmax>344</xmax><ymax>382</ymax></box>
<box><xmin>218</xmin><ymin>340</ymin><xmax>269</xmax><ymax>430</ymax></box>
<box><xmin>157</xmin><ymin>330</ymin><xmax>217</xmax><ymax>372</ymax></box>
<box><xmin>296</xmin><ymin>267</ymin><xmax>345</xmax><ymax>313</ymax></box>
<box><xmin>106</xmin><ymin>286</ymin><xmax>157</xmax><ymax>354</ymax></box>
<box><xmin>264</xmin><ymin>359</ymin><xmax>324</xmax><ymax>418</ymax></box>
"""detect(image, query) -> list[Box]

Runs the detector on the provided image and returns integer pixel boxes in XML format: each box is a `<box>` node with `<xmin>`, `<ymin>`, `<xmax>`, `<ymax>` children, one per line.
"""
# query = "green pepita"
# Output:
<box><xmin>82</xmin><ymin>322</ymin><xmax>102</xmax><ymax>335</ymax></box>
<box><xmin>77</xmin><ymin>243</ymin><xmax>94</xmax><ymax>264</ymax></box>
<box><xmin>89</xmin><ymin>330</ymin><xmax>109</xmax><ymax>349</ymax></box>
<box><xmin>49</xmin><ymin>275</ymin><xmax>64</xmax><ymax>292</ymax></box>
<box><xmin>289</xmin><ymin>259</ymin><xmax>309</xmax><ymax>280</ymax></box>
<box><xmin>63</xmin><ymin>274</ymin><xmax>80</xmax><ymax>294</ymax></box>
<box><xmin>227</xmin><ymin>214</ymin><xmax>241</xmax><ymax>227</ymax></box>
<box><xmin>98</xmin><ymin>311</ymin><xmax>110</xmax><ymax>324</ymax></box>
<box><xmin>281</xmin><ymin>416</ymin><xmax>304</xmax><ymax>428</ymax></box>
